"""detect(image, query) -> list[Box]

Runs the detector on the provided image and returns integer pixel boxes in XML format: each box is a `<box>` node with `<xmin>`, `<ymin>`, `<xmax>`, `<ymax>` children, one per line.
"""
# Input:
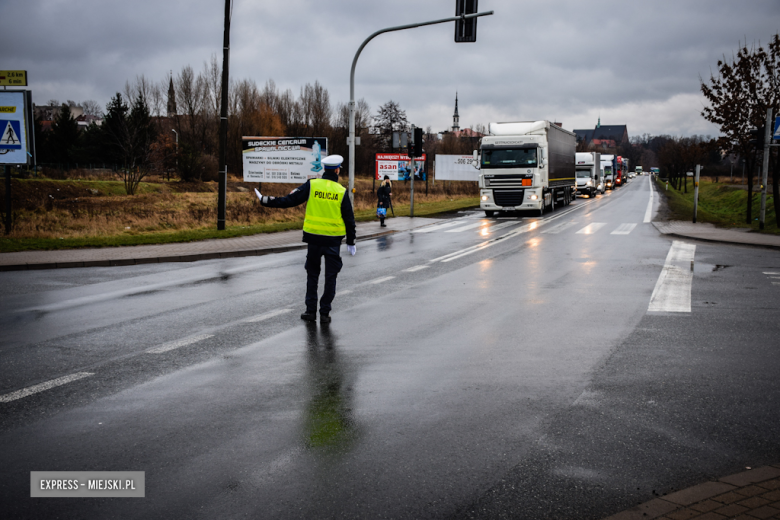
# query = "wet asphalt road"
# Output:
<box><xmin>1</xmin><ymin>177</ymin><xmax>779</xmax><ymax>519</ymax></box>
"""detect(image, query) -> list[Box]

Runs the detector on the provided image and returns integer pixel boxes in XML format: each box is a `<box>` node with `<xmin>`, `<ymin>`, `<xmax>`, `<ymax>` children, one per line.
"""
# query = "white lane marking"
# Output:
<box><xmin>0</xmin><ymin>372</ymin><xmax>94</xmax><ymax>403</ymax></box>
<box><xmin>648</xmin><ymin>241</ymin><xmax>696</xmax><ymax>313</ymax></box>
<box><xmin>147</xmin><ymin>334</ymin><xmax>214</xmax><ymax>354</ymax></box>
<box><xmin>611</xmin><ymin>223</ymin><xmax>637</xmax><ymax>235</ymax></box>
<box><xmin>403</xmin><ymin>265</ymin><xmax>429</xmax><ymax>272</ymax></box>
<box><xmin>336</xmin><ymin>290</ymin><xmax>353</xmax><ymax>296</ymax></box>
<box><xmin>644</xmin><ymin>176</ymin><xmax>654</xmax><ymax>223</ymax></box>
<box><xmin>576</xmin><ymin>223</ymin><xmax>607</xmax><ymax>234</ymax></box>
<box><xmin>438</xmin><ymin>221</ymin><xmax>547</xmax><ymax>263</ymax></box>
<box><xmin>367</xmin><ymin>276</ymin><xmax>395</xmax><ymax>284</ymax></box>
<box><xmin>486</xmin><ymin>221</ymin><xmax>521</xmax><ymax>232</ymax></box>
<box><xmin>244</xmin><ymin>308</ymin><xmax>292</xmax><ymax>323</ymax></box>
<box><xmin>542</xmin><ymin>220</ymin><xmax>578</xmax><ymax>234</ymax></box>
<box><xmin>446</xmin><ymin>221</ymin><xmax>489</xmax><ymax>233</ymax></box>
<box><xmin>413</xmin><ymin>221</ymin><xmax>464</xmax><ymax>233</ymax></box>
<box><xmin>763</xmin><ymin>272</ymin><xmax>780</xmax><ymax>275</ymax></box>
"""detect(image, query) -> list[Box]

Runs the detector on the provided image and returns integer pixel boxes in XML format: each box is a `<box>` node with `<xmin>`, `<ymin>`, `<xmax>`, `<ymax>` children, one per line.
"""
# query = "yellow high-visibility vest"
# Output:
<box><xmin>303</xmin><ymin>178</ymin><xmax>347</xmax><ymax>236</ymax></box>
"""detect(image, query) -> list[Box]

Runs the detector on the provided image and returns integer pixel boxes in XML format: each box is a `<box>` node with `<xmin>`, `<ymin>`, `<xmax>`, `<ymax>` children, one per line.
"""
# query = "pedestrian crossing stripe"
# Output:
<box><xmin>0</xmin><ymin>120</ymin><xmax>22</xmax><ymax>149</ymax></box>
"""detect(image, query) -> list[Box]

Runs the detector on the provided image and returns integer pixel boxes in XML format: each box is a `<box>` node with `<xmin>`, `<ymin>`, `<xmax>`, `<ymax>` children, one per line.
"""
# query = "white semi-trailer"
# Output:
<box><xmin>575</xmin><ymin>152</ymin><xmax>602</xmax><ymax>198</ymax></box>
<box><xmin>477</xmin><ymin>121</ymin><xmax>576</xmax><ymax>217</ymax></box>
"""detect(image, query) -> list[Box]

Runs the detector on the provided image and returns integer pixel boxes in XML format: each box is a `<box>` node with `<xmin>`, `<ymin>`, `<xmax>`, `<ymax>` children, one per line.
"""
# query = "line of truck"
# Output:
<box><xmin>474</xmin><ymin>120</ymin><xmax>631</xmax><ymax>217</ymax></box>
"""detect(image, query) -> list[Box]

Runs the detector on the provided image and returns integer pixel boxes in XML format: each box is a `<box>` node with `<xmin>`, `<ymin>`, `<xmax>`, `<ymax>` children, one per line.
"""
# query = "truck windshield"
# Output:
<box><xmin>576</xmin><ymin>170</ymin><xmax>591</xmax><ymax>178</ymax></box>
<box><xmin>482</xmin><ymin>148</ymin><xmax>537</xmax><ymax>168</ymax></box>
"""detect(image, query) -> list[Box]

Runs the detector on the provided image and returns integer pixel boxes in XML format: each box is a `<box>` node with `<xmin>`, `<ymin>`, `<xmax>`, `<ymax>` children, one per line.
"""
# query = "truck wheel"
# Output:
<box><xmin>485</xmin><ymin>210</ymin><xmax>494</xmax><ymax>217</ymax></box>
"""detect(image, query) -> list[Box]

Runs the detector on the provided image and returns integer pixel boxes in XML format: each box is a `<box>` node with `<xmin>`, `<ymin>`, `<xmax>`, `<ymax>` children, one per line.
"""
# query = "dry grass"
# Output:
<box><xmin>3</xmin><ymin>176</ymin><xmax>478</xmax><ymax>240</ymax></box>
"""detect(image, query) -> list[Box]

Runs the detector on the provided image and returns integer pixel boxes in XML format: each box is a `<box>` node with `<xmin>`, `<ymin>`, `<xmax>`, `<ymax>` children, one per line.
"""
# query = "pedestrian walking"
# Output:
<box><xmin>376</xmin><ymin>175</ymin><xmax>392</xmax><ymax>227</ymax></box>
<box><xmin>254</xmin><ymin>155</ymin><xmax>356</xmax><ymax>324</ymax></box>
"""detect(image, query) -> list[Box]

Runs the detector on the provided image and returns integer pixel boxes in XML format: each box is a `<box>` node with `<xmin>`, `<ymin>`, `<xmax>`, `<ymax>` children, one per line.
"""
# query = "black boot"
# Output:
<box><xmin>319</xmin><ymin>313</ymin><xmax>331</xmax><ymax>324</ymax></box>
<box><xmin>300</xmin><ymin>311</ymin><xmax>316</xmax><ymax>321</ymax></box>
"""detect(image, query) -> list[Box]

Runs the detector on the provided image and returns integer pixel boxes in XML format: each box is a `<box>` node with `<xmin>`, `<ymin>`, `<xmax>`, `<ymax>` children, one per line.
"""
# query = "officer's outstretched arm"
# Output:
<box><xmin>260</xmin><ymin>181</ymin><xmax>310</xmax><ymax>208</ymax></box>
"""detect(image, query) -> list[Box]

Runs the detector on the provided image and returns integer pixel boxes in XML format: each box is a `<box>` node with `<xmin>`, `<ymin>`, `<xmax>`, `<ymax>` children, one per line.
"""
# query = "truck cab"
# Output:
<box><xmin>477</xmin><ymin>121</ymin><xmax>576</xmax><ymax>217</ymax></box>
<box><xmin>575</xmin><ymin>152</ymin><xmax>601</xmax><ymax>198</ymax></box>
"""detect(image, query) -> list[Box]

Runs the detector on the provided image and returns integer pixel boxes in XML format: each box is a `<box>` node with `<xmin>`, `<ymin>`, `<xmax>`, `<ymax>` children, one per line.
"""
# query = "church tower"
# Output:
<box><xmin>167</xmin><ymin>73</ymin><xmax>177</xmax><ymax>117</ymax></box>
<box><xmin>452</xmin><ymin>92</ymin><xmax>460</xmax><ymax>132</ymax></box>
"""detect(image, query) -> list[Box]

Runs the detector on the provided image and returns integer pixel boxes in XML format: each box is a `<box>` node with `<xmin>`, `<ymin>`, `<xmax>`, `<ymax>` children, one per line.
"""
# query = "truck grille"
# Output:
<box><xmin>485</xmin><ymin>174</ymin><xmax>531</xmax><ymax>187</ymax></box>
<box><xmin>493</xmin><ymin>189</ymin><xmax>525</xmax><ymax>207</ymax></box>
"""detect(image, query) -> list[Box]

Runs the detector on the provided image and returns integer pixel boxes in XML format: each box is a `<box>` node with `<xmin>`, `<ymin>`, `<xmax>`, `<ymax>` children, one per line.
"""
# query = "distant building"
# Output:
<box><xmin>34</xmin><ymin>104</ymin><xmax>85</xmax><ymax>121</ymax></box>
<box><xmin>574</xmin><ymin>118</ymin><xmax>628</xmax><ymax>149</ymax></box>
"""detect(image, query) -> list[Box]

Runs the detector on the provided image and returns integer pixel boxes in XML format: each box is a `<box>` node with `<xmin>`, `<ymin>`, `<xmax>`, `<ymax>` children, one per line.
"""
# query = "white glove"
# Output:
<box><xmin>254</xmin><ymin>188</ymin><xmax>263</xmax><ymax>201</ymax></box>
<box><xmin>347</xmin><ymin>245</ymin><xmax>356</xmax><ymax>256</ymax></box>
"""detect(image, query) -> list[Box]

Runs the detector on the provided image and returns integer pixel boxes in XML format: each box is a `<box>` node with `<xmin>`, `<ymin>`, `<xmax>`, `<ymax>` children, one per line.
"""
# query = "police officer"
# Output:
<box><xmin>255</xmin><ymin>155</ymin><xmax>356</xmax><ymax>324</ymax></box>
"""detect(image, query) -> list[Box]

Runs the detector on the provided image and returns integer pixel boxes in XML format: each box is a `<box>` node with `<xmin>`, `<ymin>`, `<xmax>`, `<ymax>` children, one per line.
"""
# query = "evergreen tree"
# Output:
<box><xmin>49</xmin><ymin>104</ymin><xmax>79</xmax><ymax>165</ymax></box>
<box><xmin>102</xmin><ymin>93</ymin><xmax>130</xmax><ymax>165</ymax></box>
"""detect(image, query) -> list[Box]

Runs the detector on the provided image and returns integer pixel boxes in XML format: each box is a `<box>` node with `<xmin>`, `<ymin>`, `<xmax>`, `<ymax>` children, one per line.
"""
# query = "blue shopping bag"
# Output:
<box><xmin>377</xmin><ymin>207</ymin><xmax>387</xmax><ymax>218</ymax></box>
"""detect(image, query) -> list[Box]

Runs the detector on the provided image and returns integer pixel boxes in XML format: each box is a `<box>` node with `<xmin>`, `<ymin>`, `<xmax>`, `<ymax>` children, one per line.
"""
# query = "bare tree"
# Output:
<box><xmin>701</xmin><ymin>33</ymin><xmax>780</xmax><ymax>224</ymax></box>
<box><xmin>81</xmin><ymin>100</ymin><xmax>103</xmax><ymax>117</ymax></box>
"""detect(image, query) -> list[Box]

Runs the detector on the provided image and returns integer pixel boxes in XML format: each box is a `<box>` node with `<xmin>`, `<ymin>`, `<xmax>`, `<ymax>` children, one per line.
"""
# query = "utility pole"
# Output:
<box><xmin>759</xmin><ymin>108</ymin><xmax>773</xmax><ymax>230</ymax></box>
<box><xmin>410</xmin><ymin>125</ymin><xmax>415</xmax><ymax>218</ymax></box>
<box><xmin>693</xmin><ymin>164</ymin><xmax>700</xmax><ymax>224</ymax></box>
<box><xmin>217</xmin><ymin>0</ymin><xmax>231</xmax><ymax>230</ymax></box>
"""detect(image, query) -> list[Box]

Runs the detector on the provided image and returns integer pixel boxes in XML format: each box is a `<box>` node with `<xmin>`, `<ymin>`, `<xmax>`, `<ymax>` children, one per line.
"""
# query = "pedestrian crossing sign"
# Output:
<box><xmin>0</xmin><ymin>120</ymin><xmax>22</xmax><ymax>149</ymax></box>
<box><xmin>774</xmin><ymin>116</ymin><xmax>780</xmax><ymax>140</ymax></box>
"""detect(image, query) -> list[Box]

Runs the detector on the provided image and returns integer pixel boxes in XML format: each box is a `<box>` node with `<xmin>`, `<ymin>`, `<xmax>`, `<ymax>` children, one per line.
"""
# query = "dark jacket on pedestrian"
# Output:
<box><xmin>261</xmin><ymin>171</ymin><xmax>357</xmax><ymax>247</ymax></box>
<box><xmin>377</xmin><ymin>180</ymin><xmax>392</xmax><ymax>209</ymax></box>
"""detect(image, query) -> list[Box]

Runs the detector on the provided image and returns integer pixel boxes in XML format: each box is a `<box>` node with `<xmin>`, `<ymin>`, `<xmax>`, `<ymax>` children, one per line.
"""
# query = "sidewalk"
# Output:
<box><xmin>653</xmin><ymin>221</ymin><xmax>780</xmax><ymax>250</ymax></box>
<box><xmin>0</xmin><ymin>217</ymin><xmax>443</xmax><ymax>271</ymax></box>
<box><xmin>604</xmin><ymin>464</ymin><xmax>780</xmax><ymax>520</ymax></box>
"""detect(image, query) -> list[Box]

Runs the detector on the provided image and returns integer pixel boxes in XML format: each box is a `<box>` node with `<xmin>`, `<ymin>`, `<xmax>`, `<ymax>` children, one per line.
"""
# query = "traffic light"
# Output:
<box><xmin>455</xmin><ymin>0</ymin><xmax>478</xmax><ymax>43</ymax></box>
<box><xmin>749</xmin><ymin>126</ymin><xmax>766</xmax><ymax>148</ymax></box>
<box><xmin>411</xmin><ymin>127</ymin><xmax>423</xmax><ymax>157</ymax></box>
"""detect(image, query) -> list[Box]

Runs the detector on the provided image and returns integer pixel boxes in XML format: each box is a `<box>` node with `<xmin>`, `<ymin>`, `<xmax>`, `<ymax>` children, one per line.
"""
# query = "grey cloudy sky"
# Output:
<box><xmin>5</xmin><ymin>0</ymin><xmax>779</xmax><ymax>137</ymax></box>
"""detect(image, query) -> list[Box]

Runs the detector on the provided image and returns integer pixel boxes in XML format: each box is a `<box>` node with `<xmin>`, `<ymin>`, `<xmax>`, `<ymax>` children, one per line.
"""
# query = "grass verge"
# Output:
<box><xmin>0</xmin><ymin>197</ymin><xmax>479</xmax><ymax>252</ymax></box>
<box><xmin>654</xmin><ymin>177</ymin><xmax>778</xmax><ymax>234</ymax></box>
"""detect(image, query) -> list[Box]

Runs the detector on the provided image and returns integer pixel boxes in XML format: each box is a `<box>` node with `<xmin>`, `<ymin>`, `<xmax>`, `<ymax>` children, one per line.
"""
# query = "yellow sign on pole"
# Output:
<box><xmin>0</xmin><ymin>70</ymin><xmax>28</xmax><ymax>87</ymax></box>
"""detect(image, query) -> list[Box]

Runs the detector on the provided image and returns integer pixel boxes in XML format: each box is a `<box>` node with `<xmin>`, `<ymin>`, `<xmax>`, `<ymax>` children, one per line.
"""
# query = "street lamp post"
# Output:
<box><xmin>347</xmin><ymin>10</ymin><xmax>493</xmax><ymax>206</ymax></box>
<box><xmin>171</xmin><ymin>129</ymin><xmax>178</xmax><ymax>181</ymax></box>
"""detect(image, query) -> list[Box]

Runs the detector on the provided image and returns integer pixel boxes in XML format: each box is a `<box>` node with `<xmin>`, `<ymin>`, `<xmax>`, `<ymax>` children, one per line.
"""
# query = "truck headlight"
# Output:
<box><xmin>530</xmin><ymin>194</ymin><xmax>538</xmax><ymax>200</ymax></box>
<box><xmin>481</xmin><ymin>195</ymin><xmax>488</xmax><ymax>201</ymax></box>
<box><xmin>587</xmin><ymin>180</ymin><xmax>593</xmax><ymax>186</ymax></box>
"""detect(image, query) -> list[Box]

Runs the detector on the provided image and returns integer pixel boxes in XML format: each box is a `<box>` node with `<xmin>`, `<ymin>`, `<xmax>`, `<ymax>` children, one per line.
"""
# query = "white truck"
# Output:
<box><xmin>601</xmin><ymin>154</ymin><xmax>615</xmax><ymax>190</ymax></box>
<box><xmin>477</xmin><ymin>121</ymin><xmax>577</xmax><ymax>217</ymax></box>
<box><xmin>575</xmin><ymin>152</ymin><xmax>602</xmax><ymax>198</ymax></box>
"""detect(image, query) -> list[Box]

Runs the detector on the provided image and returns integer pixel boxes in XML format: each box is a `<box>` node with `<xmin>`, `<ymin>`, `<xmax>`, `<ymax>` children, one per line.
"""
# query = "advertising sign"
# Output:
<box><xmin>0</xmin><ymin>91</ymin><xmax>31</xmax><ymax>165</ymax></box>
<box><xmin>375</xmin><ymin>153</ymin><xmax>427</xmax><ymax>181</ymax></box>
<box><xmin>242</xmin><ymin>137</ymin><xmax>327</xmax><ymax>183</ymax></box>
<box><xmin>434</xmin><ymin>154</ymin><xmax>479</xmax><ymax>181</ymax></box>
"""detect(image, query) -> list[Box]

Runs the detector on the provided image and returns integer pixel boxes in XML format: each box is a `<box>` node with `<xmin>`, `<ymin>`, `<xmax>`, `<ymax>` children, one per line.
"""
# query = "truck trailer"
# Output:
<box><xmin>478</xmin><ymin>121</ymin><xmax>576</xmax><ymax>217</ymax></box>
<box><xmin>575</xmin><ymin>151</ymin><xmax>602</xmax><ymax>198</ymax></box>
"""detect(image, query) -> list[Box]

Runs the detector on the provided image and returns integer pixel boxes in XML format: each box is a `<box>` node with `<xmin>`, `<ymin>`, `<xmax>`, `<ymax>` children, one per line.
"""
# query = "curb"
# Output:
<box><xmin>0</xmin><ymin>227</ymin><xmax>405</xmax><ymax>272</ymax></box>
<box><xmin>603</xmin><ymin>464</ymin><xmax>780</xmax><ymax>520</ymax></box>
<box><xmin>652</xmin><ymin>222</ymin><xmax>780</xmax><ymax>251</ymax></box>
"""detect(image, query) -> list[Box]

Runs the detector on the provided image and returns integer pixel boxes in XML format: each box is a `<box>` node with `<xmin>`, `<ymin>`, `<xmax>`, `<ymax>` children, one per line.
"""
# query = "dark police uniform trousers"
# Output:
<box><xmin>305</xmin><ymin>244</ymin><xmax>342</xmax><ymax>315</ymax></box>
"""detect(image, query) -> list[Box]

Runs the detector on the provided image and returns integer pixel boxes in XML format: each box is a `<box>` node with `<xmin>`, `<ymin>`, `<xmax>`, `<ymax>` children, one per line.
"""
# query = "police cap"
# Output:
<box><xmin>322</xmin><ymin>155</ymin><xmax>343</xmax><ymax>170</ymax></box>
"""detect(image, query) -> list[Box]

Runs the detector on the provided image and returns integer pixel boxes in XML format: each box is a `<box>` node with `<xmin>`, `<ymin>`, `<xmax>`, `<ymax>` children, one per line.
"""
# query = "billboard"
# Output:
<box><xmin>434</xmin><ymin>154</ymin><xmax>479</xmax><ymax>181</ymax></box>
<box><xmin>375</xmin><ymin>153</ymin><xmax>427</xmax><ymax>181</ymax></box>
<box><xmin>0</xmin><ymin>91</ymin><xmax>33</xmax><ymax>165</ymax></box>
<box><xmin>242</xmin><ymin>137</ymin><xmax>327</xmax><ymax>183</ymax></box>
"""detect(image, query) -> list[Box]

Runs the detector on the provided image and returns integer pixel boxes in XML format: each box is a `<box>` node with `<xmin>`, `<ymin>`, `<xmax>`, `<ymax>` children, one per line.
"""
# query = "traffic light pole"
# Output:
<box><xmin>347</xmin><ymin>10</ymin><xmax>493</xmax><ymax>206</ymax></box>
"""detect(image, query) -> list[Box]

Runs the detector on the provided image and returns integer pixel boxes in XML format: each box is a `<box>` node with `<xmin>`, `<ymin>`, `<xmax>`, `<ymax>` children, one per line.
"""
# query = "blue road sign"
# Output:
<box><xmin>0</xmin><ymin>120</ymin><xmax>22</xmax><ymax>149</ymax></box>
<box><xmin>774</xmin><ymin>116</ymin><xmax>780</xmax><ymax>140</ymax></box>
